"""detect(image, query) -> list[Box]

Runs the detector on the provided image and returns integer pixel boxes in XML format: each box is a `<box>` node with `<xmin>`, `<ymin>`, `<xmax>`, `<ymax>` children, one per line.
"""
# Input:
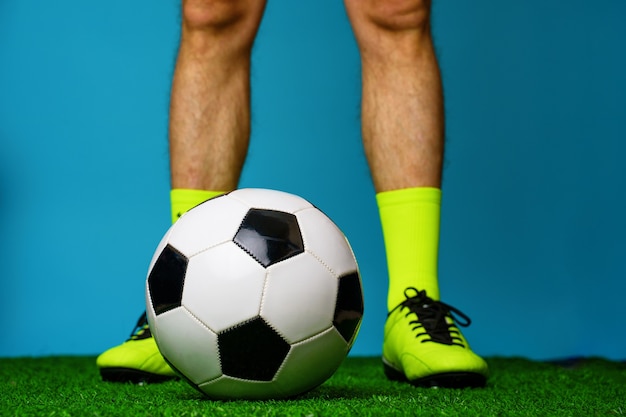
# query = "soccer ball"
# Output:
<box><xmin>145</xmin><ymin>188</ymin><xmax>364</xmax><ymax>399</ymax></box>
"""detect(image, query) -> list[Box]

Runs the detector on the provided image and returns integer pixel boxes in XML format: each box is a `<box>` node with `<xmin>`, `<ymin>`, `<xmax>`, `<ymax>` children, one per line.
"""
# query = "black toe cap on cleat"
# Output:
<box><xmin>410</xmin><ymin>372</ymin><xmax>487</xmax><ymax>389</ymax></box>
<box><xmin>99</xmin><ymin>367</ymin><xmax>178</xmax><ymax>384</ymax></box>
<box><xmin>384</xmin><ymin>362</ymin><xmax>487</xmax><ymax>389</ymax></box>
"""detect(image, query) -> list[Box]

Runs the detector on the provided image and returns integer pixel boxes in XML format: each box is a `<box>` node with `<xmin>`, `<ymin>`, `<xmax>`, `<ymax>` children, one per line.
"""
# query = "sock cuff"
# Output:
<box><xmin>170</xmin><ymin>188</ymin><xmax>227</xmax><ymax>224</ymax></box>
<box><xmin>376</xmin><ymin>187</ymin><xmax>441</xmax><ymax>208</ymax></box>
<box><xmin>376</xmin><ymin>187</ymin><xmax>443</xmax><ymax>306</ymax></box>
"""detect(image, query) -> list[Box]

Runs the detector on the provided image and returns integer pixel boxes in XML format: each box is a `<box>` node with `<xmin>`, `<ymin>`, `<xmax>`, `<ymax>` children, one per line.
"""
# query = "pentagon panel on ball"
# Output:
<box><xmin>145</xmin><ymin>188</ymin><xmax>364</xmax><ymax>400</ymax></box>
<box><xmin>334</xmin><ymin>272</ymin><xmax>364</xmax><ymax>345</ymax></box>
<box><xmin>147</xmin><ymin>244</ymin><xmax>187</xmax><ymax>316</ymax></box>
<box><xmin>234</xmin><ymin>208</ymin><xmax>304</xmax><ymax>268</ymax></box>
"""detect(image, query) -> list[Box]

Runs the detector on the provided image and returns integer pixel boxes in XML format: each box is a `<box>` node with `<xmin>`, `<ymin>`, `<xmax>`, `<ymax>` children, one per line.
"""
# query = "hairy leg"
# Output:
<box><xmin>344</xmin><ymin>0</ymin><xmax>444</xmax><ymax>191</ymax></box>
<box><xmin>344</xmin><ymin>0</ymin><xmax>445</xmax><ymax>305</ymax></box>
<box><xmin>169</xmin><ymin>0</ymin><xmax>267</xmax><ymax>190</ymax></box>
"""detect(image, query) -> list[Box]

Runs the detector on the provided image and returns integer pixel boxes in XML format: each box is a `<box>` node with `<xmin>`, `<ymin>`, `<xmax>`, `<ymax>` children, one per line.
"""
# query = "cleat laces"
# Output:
<box><xmin>389</xmin><ymin>287</ymin><xmax>472</xmax><ymax>347</ymax></box>
<box><xmin>128</xmin><ymin>312</ymin><xmax>152</xmax><ymax>341</ymax></box>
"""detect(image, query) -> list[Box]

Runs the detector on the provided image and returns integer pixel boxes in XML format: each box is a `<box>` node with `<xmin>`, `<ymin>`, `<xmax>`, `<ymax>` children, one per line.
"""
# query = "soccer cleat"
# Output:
<box><xmin>97</xmin><ymin>313</ymin><xmax>177</xmax><ymax>383</ymax></box>
<box><xmin>383</xmin><ymin>287</ymin><xmax>488</xmax><ymax>388</ymax></box>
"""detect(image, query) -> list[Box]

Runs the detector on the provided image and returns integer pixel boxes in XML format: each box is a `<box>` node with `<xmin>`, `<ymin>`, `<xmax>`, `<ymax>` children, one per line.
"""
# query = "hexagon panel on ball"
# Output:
<box><xmin>295</xmin><ymin>207</ymin><xmax>360</xmax><ymax>277</ymax></box>
<box><xmin>181</xmin><ymin>241</ymin><xmax>267</xmax><ymax>333</ymax></box>
<box><xmin>168</xmin><ymin>195</ymin><xmax>251</xmax><ymax>257</ymax></box>
<box><xmin>227</xmin><ymin>188</ymin><xmax>313</xmax><ymax>214</ymax></box>
<box><xmin>150</xmin><ymin>307</ymin><xmax>221</xmax><ymax>386</ymax></box>
<box><xmin>261</xmin><ymin>254</ymin><xmax>337</xmax><ymax>343</ymax></box>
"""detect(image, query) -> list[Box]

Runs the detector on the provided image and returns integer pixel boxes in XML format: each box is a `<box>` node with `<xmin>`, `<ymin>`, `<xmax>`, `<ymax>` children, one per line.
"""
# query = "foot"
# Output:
<box><xmin>96</xmin><ymin>313</ymin><xmax>177</xmax><ymax>383</ymax></box>
<box><xmin>383</xmin><ymin>288</ymin><xmax>488</xmax><ymax>388</ymax></box>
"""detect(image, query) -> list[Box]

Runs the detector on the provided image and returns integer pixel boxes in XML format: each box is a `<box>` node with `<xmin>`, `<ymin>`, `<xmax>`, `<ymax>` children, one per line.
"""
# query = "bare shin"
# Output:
<box><xmin>169</xmin><ymin>0</ymin><xmax>267</xmax><ymax>190</ymax></box>
<box><xmin>344</xmin><ymin>0</ymin><xmax>444</xmax><ymax>192</ymax></box>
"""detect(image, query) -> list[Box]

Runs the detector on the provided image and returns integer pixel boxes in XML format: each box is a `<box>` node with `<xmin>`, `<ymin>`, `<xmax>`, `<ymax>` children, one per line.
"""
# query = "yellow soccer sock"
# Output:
<box><xmin>376</xmin><ymin>187</ymin><xmax>442</xmax><ymax>311</ymax></box>
<box><xmin>170</xmin><ymin>188</ymin><xmax>227</xmax><ymax>224</ymax></box>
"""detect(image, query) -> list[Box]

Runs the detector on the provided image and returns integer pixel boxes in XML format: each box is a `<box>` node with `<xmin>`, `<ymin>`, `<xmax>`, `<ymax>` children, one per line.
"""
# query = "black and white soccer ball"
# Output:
<box><xmin>145</xmin><ymin>188</ymin><xmax>364</xmax><ymax>399</ymax></box>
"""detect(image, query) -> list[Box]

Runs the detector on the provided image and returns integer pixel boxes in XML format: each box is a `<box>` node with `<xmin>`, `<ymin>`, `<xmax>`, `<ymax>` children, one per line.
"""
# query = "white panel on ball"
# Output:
<box><xmin>296</xmin><ymin>207</ymin><xmax>358</xmax><ymax>277</ymax></box>
<box><xmin>168</xmin><ymin>196</ymin><xmax>250</xmax><ymax>257</ymax></box>
<box><xmin>262</xmin><ymin>254</ymin><xmax>336</xmax><ymax>343</ymax></box>
<box><xmin>151</xmin><ymin>307</ymin><xmax>221</xmax><ymax>385</ymax></box>
<box><xmin>227</xmin><ymin>188</ymin><xmax>312</xmax><ymax>213</ymax></box>
<box><xmin>182</xmin><ymin>241</ymin><xmax>266</xmax><ymax>333</ymax></box>
<box><xmin>275</xmin><ymin>327</ymin><xmax>348</xmax><ymax>395</ymax></box>
<box><xmin>198</xmin><ymin>375</ymin><xmax>277</xmax><ymax>401</ymax></box>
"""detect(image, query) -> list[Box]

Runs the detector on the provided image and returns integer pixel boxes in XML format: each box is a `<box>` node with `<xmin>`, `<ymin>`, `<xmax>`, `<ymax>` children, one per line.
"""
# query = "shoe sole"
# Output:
<box><xmin>100</xmin><ymin>367</ymin><xmax>178</xmax><ymax>384</ymax></box>
<box><xmin>383</xmin><ymin>361</ymin><xmax>487</xmax><ymax>389</ymax></box>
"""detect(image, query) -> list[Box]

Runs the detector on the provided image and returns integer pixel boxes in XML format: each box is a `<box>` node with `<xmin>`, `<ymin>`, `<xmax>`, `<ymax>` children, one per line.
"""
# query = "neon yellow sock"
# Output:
<box><xmin>376</xmin><ymin>187</ymin><xmax>442</xmax><ymax>310</ymax></box>
<box><xmin>170</xmin><ymin>188</ymin><xmax>227</xmax><ymax>224</ymax></box>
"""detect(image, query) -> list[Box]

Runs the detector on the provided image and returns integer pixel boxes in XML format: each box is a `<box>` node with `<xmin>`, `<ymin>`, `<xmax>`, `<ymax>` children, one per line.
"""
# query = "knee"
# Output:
<box><xmin>182</xmin><ymin>0</ymin><xmax>265</xmax><ymax>42</ymax></box>
<box><xmin>346</xmin><ymin>0</ymin><xmax>432</xmax><ymax>33</ymax></box>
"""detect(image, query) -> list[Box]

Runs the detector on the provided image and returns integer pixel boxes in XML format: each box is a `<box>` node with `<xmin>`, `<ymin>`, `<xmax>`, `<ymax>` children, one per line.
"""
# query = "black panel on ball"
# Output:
<box><xmin>218</xmin><ymin>317</ymin><xmax>291</xmax><ymax>381</ymax></box>
<box><xmin>148</xmin><ymin>245</ymin><xmax>188</xmax><ymax>315</ymax></box>
<box><xmin>233</xmin><ymin>209</ymin><xmax>304</xmax><ymax>268</ymax></box>
<box><xmin>333</xmin><ymin>272</ymin><xmax>364</xmax><ymax>343</ymax></box>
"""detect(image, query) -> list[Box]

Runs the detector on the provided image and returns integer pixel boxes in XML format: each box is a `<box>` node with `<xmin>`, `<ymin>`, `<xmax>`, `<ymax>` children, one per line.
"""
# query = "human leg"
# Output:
<box><xmin>97</xmin><ymin>0</ymin><xmax>266</xmax><ymax>382</ymax></box>
<box><xmin>169</xmin><ymin>0</ymin><xmax>267</xmax><ymax>218</ymax></box>
<box><xmin>344</xmin><ymin>0</ymin><xmax>488</xmax><ymax>387</ymax></box>
<box><xmin>344</xmin><ymin>0</ymin><xmax>443</xmax><ymax>306</ymax></box>
<box><xmin>169</xmin><ymin>0</ymin><xmax>266</xmax><ymax>193</ymax></box>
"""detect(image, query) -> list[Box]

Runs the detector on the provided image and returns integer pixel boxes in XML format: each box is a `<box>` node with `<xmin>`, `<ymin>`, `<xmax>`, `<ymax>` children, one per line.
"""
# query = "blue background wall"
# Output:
<box><xmin>1</xmin><ymin>0</ymin><xmax>625</xmax><ymax>360</ymax></box>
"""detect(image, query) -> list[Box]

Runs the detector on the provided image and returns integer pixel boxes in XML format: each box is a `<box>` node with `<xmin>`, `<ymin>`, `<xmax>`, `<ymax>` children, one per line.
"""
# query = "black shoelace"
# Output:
<box><xmin>389</xmin><ymin>287</ymin><xmax>472</xmax><ymax>347</ymax></box>
<box><xmin>128</xmin><ymin>312</ymin><xmax>152</xmax><ymax>341</ymax></box>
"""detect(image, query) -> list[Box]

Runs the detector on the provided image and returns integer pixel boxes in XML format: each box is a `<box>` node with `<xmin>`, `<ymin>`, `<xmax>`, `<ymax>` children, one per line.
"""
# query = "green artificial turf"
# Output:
<box><xmin>1</xmin><ymin>356</ymin><xmax>625</xmax><ymax>416</ymax></box>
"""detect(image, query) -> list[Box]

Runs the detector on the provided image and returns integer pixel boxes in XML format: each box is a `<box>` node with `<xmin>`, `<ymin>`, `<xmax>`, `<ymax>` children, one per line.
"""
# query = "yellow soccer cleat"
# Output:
<box><xmin>383</xmin><ymin>288</ymin><xmax>488</xmax><ymax>388</ymax></box>
<box><xmin>97</xmin><ymin>313</ymin><xmax>177</xmax><ymax>383</ymax></box>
